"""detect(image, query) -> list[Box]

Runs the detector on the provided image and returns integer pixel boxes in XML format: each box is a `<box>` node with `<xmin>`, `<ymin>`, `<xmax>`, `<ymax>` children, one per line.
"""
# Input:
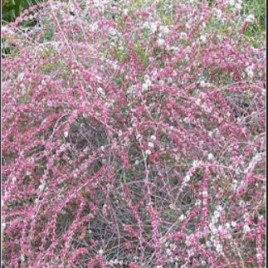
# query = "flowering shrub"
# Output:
<box><xmin>2</xmin><ymin>0</ymin><xmax>266</xmax><ymax>267</ymax></box>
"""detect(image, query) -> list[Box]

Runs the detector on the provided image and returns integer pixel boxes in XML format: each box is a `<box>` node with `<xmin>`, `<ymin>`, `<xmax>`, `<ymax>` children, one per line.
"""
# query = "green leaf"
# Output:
<box><xmin>19</xmin><ymin>91</ymin><xmax>30</xmax><ymax>105</ymax></box>
<box><xmin>135</xmin><ymin>43</ymin><xmax>149</xmax><ymax>66</ymax></box>
<box><xmin>14</xmin><ymin>0</ymin><xmax>22</xmax><ymax>17</ymax></box>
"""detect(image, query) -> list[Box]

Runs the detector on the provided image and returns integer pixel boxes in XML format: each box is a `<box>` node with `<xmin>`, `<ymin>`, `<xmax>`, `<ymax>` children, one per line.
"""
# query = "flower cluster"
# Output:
<box><xmin>2</xmin><ymin>0</ymin><xmax>265</xmax><ymax>267</ymax></box>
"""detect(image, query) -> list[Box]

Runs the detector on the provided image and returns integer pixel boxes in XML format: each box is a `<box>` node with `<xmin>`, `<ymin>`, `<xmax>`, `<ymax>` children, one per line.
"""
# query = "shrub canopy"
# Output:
<box><xmin>2</xmin><ymin>0</ymin><xmax>266</xmax><ymax>267</ymax></box>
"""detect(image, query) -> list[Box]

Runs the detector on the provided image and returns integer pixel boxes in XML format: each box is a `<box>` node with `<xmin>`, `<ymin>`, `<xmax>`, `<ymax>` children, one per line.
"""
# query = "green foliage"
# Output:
<box><xmin>156</xmin><ymin>0</ymin><xmax>174</xmax><ymax>25</ymax></box>
<box><xmin>1</xmin><ymin>37</ymin><xmax>19</xmax><ymax>58</ymax></box>
<box><xmin>40</xmin><ymin>27</ymin><xmax>55</xmax><ymax>42</ymax></box>
<box><xmin>242</xmin><ymin>0</ymin><xmax>266</xmax><ymax>46</ymax></box>
<box><xmin>135</xmin><ymin>43</ymin><xmax>149</xmax><ymax>66</ymax></box>
<box><xmin>2</xmin><ymin>0</ymin><xmax>21</xmax><ymax>22</ymax></box>
<box><xmin>18</xmin><ymin>90</ymin><xmax>30</xmax><ymax>105</ymax></box>
<box><xmin>40</xmin><ymin>46</ymin><xmax>55</xmax><ymax>58</ymax></box>
<box><xmin>114</xmin><ymin>47</ymin><xmax>128</xmax><ymax>62</ymax></box>
<box><xmin>40</xmin><ymin>61</ymin><xmax>66</xmax><ymax>74</ymax></box>
<box><xmin>204</xmin><ymin>0</ymin><xmax>265</xmax><ymax>48</ymax></box>
<box><xmin>243</xmin><ymin>0</ymin><xmax>265</xmax><ymax>32</ymax></box>
<box><xmin>2</xmin><ymin>0</ymin><xmax>44</xmax><ymax>22</ymax></box>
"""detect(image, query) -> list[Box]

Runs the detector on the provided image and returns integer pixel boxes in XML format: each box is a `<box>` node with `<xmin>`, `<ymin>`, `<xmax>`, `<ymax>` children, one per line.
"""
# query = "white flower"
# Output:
<box><xmin>159</xmin><ymin>25</ymin><xmax>170</xmax><ymax>35</ymax></box>
<box><xmin>150</xmin><ymin>135</ymin><xmax>156</xmax><ymax>141</ymax></box>
<box><xmin>159</xmin><ymin>79</ymin><xmax>165</xmax><ymax>85</ymax></box>
<box><xmin>211</xmin><ymin>226</ymin><xmax>218</xmax><ymax>235</ymax></box>
<box><xmin>187</xmin><ymin>249</ymin><xmax>194</xmax><ymax>256</ymax></box>
<box><xmin>157</xmin><ymin>39</ymin><xmax>165</xmax><ymax>47</ymax></box>
<box><xmin>142</xmin><ymin>82</ymin><xmax>150</xmax><ymax>91</ymax></box>
<box><xmin>180</xmin><ymin>32</ymin><xmax>188</xmax><ymax>39</ymax></box>
<box><xmin>167</xmin><ymin>77</ymin><xmax>173</xmax><ymax>84</ymax></box>
<box><xmin>164</xmin><ymin>241</ymin><xmax>170</xmax><ymax>248</ymax></box>
<box><xmin>208</xmin><ymin>153</ymin><xmax>214</xmax><ymax>160</ymax></box>
<box><xmin>195</xmin><ymin>199</ymin><xmax>201</xmax><ymax>206</ymax></box>
<box><xmin>200</xmin><ymin>35</ymin><xmax>207</xmax><ymax>43</ymax></box>
<box><xmin>192</xmin><ymin>160</ymin><xmax>200</xmax><ymax>168</ymax></box>
<box><xmin>218</xmin><ymin>225</ymin><xmax>225</xmax><ymax>232</ymax></box>
<box><xmin>179</xmin><ymin>214</ymin><xmax>186</xmax><ymax>221</ymax></box>
<box><xmin>2</xmin><ymin>222</ymin><xmax>6</xmax><ymax>230</ymax></box>
<box><xmin>225</xmin><ymin>223</ymin><xmax>231</xmax><ymax>229</ymax></box>
<box><xmin>170</xmin><ymin>243</ymin><xmax>176</xmax><ymax>250</ymax></box>
<box><xmin>90</xmin><ymin>22</ymin><xmax>98</xmax><ymax>31</ymax></box>
<box><xmin>143</xmin><ymin>21</ymin><xmax>149</xmax><ymax>28</ymax></box>
<box><xmin>147</xmin><ymin>79</ymin><xmax>152</xmax><ymax>86</ymax></box>
<box><xmin>200</xmin><ymin>80</ymin><xmax>206</xmax><ymax>87</ymax></box>
<box><xmin>148</xmin><ymin>142</ymin><xmax>154</xmax><ymax>148</ymax></box>
<box><xmin>109</xmin><ymin>28</ymin><xmax>119</xmax><ymax>36</ymax></box>
<box><xmin>215</xmin><ymin>9</ymin><xmax>222</xmax><ymax>19</ymax></box>
<box><xmin>202</xmin><ymin>191</ymin><xmax>208</xmax><ymax>197</ymax></box>
<box><xmin>232</xmin><ymin>180</ymin><xmax>238</xmax><ymax>191</ymax></box>
<box><xmin>201</xmin><ymin>103</ymin><xmax>212</xmax><ymax>113</ymax></box>
<box><xmin>243</xmin><ymin>225</ymin><xmax>251</xmax><ymax>233</ymax></box>
<box><xmin>195</xmin><ymin>98</ymin><xmax>201</xmax><ymax>105</ymax></box>
<box><xmin>127</xmin><ymin>85</ymin><xmax>136</xmax><ymax>95</ymax></box>
<box><xmin>243</xmin><ymin>212</ymin><xmax>249</xmax><ymax>219</ymax></box>
<box><xmin>145</xmin><ymin>149</ymin><xmax>152</xmax><ymax>155</ymax></box>
<box><xmin>39</xmin><ymin>183</ymin><xmax>46</xmax><ymax>191</ymax></box>
<box><xmin>151</xmin><ymin>22</ymin><xmax>158</xmax><ymax>33</ymax></box>
<box><xmin>136</xmin><ymin>134</ymin><xmax>142</xmax><ymax>142</ymax></box>
<box><xmin>112</xmin><ymin>62</ymin><xmax>119</xmax><ymax>70</ymax></box>
<box><xmin>144</xmin><ymin>22</ymin><xmax>158</xmax><ymax>33</ymax></box>
<box><xmin>214</xmin><ymin>211</ymin><xmax>220</xmax><ymax>218</ymax></box>
<box><xmin>97</xmin><ymin>87</ymin><xmax>105</xmax><ymax>96</ymax></box>
<box><xmin>246</xmin><ymin>66</ymin><xmax>254</xmax><ymax>78</ymax></box>
<box><xmin>186</xmin><ymin>22</ymin><xmax>191</xmax><ymax>29</ymax></box>
<box><xmin>166</xmin><ymin>248</ymin><xmax>172</xmax><ymax>255</ymax></box>
<box><xmin>209</xmin><ymin>222</ymin><xmax>214</xmax><ymax>230</ymax></box>
<box><xmin>235</xmin><ymin>3</ymin><xmax>242</xmax><ymax>11</ymax></box>
<box><xmin>98</xmin><ymin>248</ymin><xmax>104</xmax><ymax>255</ymax></box>
<box><xmin>64</xmin><ymin>131</ymin><xmax>69</xmax><ymax>138</ymax></box>
<box><xmin>185</xmin><ymin>239</ymin><xmax>191</xmax><ymax>246</ymax></box>
<box><xmin>216</xmin><ymin>205</ymin><xmax>223</xmax><ymax>211</ymax></box>
<box><xmin>239</xmin><ymin>200</ymin><xmax>245</xmax><ymax>206</ymax></box>
<box><xmin>144</xmin><ymin>74</ymin><xmax>150</xmax><ymax>81</ymax></box>
<box><xmin>184</xmin><ymin>175</ymin><xmax>191</xmax><ymax>182</ymax></box>
<box><xmin>184</xmin><ymin>117</ymin><xmax>191</xmax><ymax>123</ymax></box>
<box><xmin>59</xmin><ymin>144</ymin><xmax>66</xmax><ymax>152</ymax></box>
<box><xmin>206</xmin><ymin>241</ymin><xmax>212</xmax><ymax>247</ymax></box>
<box><xmin>211</xmin><ymin>216</ymin><xmax>218</xmax><ymax>224</ymax></box>
<box><xmin>215</xmin><ymin>244</ymin><xmax>223</xmax><ymax>252</ymax></box>
<box><xmin>231</xmin><ymin>221</ymin><xmax>236</xmax><ymax>228</ymax></box>
<box><xmin>256</xmin><ymin>253</ymin><xmax>263</xmax><ymax>261</ymax></box>
<box><xmin>18</xmin><ymin>72</ymin><xmax>24</xmax><ymax>81</ymax></box>
<box><xmin>245</xmin><ymin>14</ymin><xmax>255</xmax><ymax>23</ymax></box>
